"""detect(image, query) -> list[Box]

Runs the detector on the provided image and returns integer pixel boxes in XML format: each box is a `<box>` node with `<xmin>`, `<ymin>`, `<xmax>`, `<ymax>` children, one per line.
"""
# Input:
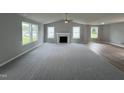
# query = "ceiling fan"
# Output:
<box><xmin>64</xmin><ymin>13</ymin><xmax>72</xmax><ymax>23</ymax></box>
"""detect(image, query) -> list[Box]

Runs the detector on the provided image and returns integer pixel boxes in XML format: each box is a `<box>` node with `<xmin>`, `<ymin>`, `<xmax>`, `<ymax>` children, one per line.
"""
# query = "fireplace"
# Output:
<box><xmin>56</xmin><ymin>33</ymin><xmax>70</xmax><ymax>44</ymax></box>
<box><xmin>59</xmin><ymin>36</ymin><xmax>68</xmax><ymax>43</ymax></box>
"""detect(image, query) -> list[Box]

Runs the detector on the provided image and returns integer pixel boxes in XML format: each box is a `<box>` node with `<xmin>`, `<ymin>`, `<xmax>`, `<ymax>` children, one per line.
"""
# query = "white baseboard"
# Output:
<box><xmin>102</xmin><ymin>41</ymin><xmax>124</xmax><ymax>48</ymax></box>
<box><xmin>0</xmin><ymin>44</ymin><xmax>42</xmax><ymax>67</ymax></box>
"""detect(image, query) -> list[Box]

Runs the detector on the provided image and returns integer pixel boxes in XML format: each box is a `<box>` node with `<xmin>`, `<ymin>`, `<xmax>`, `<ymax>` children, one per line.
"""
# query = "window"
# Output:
<box><xmin>22</xmin><ymin>22</ymin><xmax>31</xmax><ymax>45</ymax></box>
<box><xmin>48</xmin><ymin>27</ymin><xmax>54</xmax><ymax>38</ymax></box>
<box><xmin>73</xmin><ymin>27</ymin><xmax>80</xmax><ymax>39</ymax></box>
<box><xmin>32</xmin><ymin>24</ymin><xmax>38</xmax><ymax>41</ymax></box>
<box><xmin>22</xmin><ymin>22</ymin><xmax>39</xmax><ymax>45</ymax></box>
<box><xmin>91</xmin><ymin>27</ymin><xmax>98</xmax><ymax>39</ymax></box>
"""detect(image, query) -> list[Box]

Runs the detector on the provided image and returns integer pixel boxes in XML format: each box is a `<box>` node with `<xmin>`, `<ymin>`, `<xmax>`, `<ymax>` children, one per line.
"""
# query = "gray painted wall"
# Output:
<box><xmin>102</xmin><ymin>22</ymin><xmax>124</xmax><ymax>44</ymax></box>
<box><xmin>44</xmin><ymin>20</ymin><xmax>89</xmax><ymax>44</ymax></box>
<box><xmin>102</xmin><ymin>25</ymin><xmax>110</xmax><ymax>42</ymax></box>
<box><xmin>0</xmin><ymin>14</ymin><xmax>44</xmax><ymax>65</ymax></box>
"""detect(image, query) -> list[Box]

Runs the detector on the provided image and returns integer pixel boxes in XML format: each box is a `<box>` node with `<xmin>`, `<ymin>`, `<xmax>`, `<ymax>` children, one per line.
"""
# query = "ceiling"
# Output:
<box><xmin>20</xmin><ymin>13</ymin><xmax>124</xmax><ymax>25</ymax></box>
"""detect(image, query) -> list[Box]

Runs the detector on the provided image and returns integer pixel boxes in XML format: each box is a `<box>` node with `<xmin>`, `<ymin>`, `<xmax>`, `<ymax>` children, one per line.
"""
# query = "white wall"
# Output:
<box><xmin>0</xmin><ymin>14</ymin><xmax>44</xmax><ymax>65</ymax></box>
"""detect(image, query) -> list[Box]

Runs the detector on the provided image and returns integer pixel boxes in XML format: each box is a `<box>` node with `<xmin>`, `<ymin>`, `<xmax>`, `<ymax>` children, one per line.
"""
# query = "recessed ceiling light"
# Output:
<box><xmin>101</xmin><ymin>22</ymin><xmax>105</xmax><ymax>25</ymax></box>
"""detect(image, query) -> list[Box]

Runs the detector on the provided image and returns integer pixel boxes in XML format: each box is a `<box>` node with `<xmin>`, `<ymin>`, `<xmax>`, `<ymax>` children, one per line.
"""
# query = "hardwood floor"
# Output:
<box><xmin>87</xmin><ymin>42</ymin><xmax>124</xmax><ymax>72</ymax></box>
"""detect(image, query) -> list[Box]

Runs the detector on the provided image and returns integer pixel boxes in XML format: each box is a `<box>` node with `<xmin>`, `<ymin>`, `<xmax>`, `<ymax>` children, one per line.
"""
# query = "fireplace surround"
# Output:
<box><xmin>56</xmin><ymin>33</ymin><xmax>70</xmax><ymax>43</ymax></box>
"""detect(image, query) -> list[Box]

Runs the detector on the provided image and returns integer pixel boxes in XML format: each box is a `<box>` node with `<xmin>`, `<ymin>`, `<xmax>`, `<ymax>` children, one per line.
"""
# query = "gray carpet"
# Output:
<box><xmin>0</xmin><ymin>43</ymin><xmax>124</xmax><ymax>80</ymax></box>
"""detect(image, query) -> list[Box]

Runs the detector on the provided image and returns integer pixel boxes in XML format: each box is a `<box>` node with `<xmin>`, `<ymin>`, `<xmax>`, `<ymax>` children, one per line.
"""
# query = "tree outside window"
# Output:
<box><xmin>91</xmin><ymin>27</ymin><xmax>98</xmax><ymax>39</ymax></box>
<box><xmin>22</xmin><ymin>22</ymin><xmax>38</xmax><ymax>45</ymax></box>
